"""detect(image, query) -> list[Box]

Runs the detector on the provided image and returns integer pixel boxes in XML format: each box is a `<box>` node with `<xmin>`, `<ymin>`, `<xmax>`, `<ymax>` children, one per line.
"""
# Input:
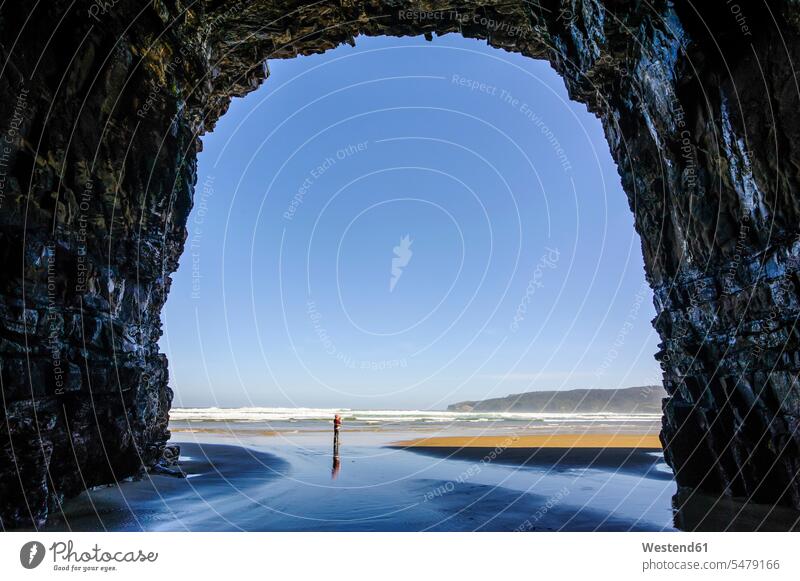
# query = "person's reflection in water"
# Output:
<box><xmin>332</xmin><ymin>414</ymin><xmax>342</xmax><ymax>479</ymax></box>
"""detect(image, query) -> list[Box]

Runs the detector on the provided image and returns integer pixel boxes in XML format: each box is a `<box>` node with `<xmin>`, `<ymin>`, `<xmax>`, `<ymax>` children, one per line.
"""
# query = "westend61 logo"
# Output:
<box><xmin>19</xmin><ymin>540</ymin><xmax>158</xmax><ymax>572</ymax></box>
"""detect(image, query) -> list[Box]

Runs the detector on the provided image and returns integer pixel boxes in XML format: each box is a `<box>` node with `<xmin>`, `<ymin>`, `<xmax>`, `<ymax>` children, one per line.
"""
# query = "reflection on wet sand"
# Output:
<box><xmin>332</xmin><ymin>430</ymin><xmax>341</xmax><ymax>479</ymax></box>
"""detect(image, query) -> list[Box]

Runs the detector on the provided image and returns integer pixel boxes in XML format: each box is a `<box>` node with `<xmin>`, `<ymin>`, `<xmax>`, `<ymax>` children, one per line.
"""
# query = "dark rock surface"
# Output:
<box><xmin>1</xmin><ymin>0</ymin><xmax>800</xmax><ymax>528</ymax></box>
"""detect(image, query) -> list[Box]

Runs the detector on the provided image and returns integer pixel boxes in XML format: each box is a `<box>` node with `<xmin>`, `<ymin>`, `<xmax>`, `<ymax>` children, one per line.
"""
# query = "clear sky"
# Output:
<box><xmin>159</xmin><ymin>33</ymin><xmax>662</xmax><ymax>410</ymax></box>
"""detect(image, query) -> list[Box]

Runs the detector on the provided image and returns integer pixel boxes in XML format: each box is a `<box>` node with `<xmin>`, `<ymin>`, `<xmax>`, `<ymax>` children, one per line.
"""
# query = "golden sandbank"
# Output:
<box><xmin>392</xmin><ymin>433</ymin><xmax>662</xmax><ymax>449</ymax></box>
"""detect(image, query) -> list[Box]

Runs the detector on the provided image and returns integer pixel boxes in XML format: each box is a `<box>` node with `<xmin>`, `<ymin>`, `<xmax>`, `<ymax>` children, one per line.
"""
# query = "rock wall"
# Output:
<box><xmin>1</xmin><ymin>0</ymin><xmax>800</xmax><ymax>528</ymax></box>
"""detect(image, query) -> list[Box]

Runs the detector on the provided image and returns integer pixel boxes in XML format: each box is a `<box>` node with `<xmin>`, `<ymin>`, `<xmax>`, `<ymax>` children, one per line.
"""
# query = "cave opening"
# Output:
<box><xmin>160</xmin><ymin>34</ymin><xmax>661</xmax><ymax>413</ymax></box>
<box><xmin>4</xmin><ymin>0</ymin><xmax>800</xmax><ymax>530</ymax></box>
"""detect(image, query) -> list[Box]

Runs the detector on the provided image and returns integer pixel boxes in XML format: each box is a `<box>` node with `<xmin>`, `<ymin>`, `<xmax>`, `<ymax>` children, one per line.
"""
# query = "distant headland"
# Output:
<box><xmin>447</xmin><ymin>386</ymin><xmax>664</xmax><ymax>413</ymax></box>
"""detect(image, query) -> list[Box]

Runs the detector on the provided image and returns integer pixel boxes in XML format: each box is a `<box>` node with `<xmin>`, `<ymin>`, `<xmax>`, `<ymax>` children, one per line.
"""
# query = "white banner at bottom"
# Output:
<box><xmin>0</xmin><ymin>532</ymin><xmax>796</xmax><ymax>580</ymax></box>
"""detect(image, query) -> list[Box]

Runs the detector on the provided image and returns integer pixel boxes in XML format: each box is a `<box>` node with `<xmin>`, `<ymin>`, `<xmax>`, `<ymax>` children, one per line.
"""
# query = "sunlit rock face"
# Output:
<box><xmin>1</xmin><ymin>0</ymin><xmax>800</xmax><ymax>528</ymax></box>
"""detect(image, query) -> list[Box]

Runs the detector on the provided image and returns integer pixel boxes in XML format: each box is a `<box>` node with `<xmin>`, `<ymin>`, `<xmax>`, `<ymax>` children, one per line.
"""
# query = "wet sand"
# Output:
<box><xmin>40</xmin><ymin>443</ymin><xmax>290</xmax><ymax>532</ymax></box>
<box><xmin>672</xmin><ymin>489</ymin><xmax>800</xmax><ymax>532</ymax></box>
<box><xmin>38</xmin><ymin>431</ymin><xmax>800</xmax><ymax>532</ymax></box>
<box><xmin>42</xmin><ymin>437</ymin><xmax>677</xmax><ymax>532</ymax></box>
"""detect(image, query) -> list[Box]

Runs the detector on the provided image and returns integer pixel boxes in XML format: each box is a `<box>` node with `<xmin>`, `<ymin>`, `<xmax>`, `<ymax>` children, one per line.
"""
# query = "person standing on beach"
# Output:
<box><xmin>333</xmin><ymin>414</ymin><xmax>342</xmax><ymax>441</ymax></box>
<box><xmin>332</xmin><ymin>414</ymin><xmax>342</xmax><ymax>479</ymax></box>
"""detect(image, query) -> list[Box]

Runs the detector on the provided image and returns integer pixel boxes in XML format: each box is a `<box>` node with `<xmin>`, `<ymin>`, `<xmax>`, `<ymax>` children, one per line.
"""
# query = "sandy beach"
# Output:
<box><xmin>41</xmin><ymin>438</ymin><xmax>675</xmax><ymax>532</ymax></box>
<box><xmin>38</xmin><ymin>410</ymin><xmax>683</xmax><ymax>532</ymax></box>
<box><xmin>392</xmin><ymin>433</ymin><xmax>662</xmax><ymax>449</ymax></box>
<box><xmin>34</xmin><ymin>412</ymin><xmax>799</xmax><ymax>532</ymax></box>
<box><xmin>391</xmin><ymin>432</ymin><xmax>669</xmax><ymax>483</ymax></box>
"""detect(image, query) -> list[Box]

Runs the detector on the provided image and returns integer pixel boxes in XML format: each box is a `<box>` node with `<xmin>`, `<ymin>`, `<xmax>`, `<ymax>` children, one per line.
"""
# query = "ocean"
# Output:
<box><xmin>169</xmin><ymin>406</ymin><xmax>663</xmax><ymax>433</ymax></box>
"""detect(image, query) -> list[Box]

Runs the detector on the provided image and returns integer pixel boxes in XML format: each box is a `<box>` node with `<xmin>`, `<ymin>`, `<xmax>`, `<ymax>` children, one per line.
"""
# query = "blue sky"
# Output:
<box><xmin>159</xmin><ymin>34</ymin><xmax>662</xmax><ymax>409</ymax></box>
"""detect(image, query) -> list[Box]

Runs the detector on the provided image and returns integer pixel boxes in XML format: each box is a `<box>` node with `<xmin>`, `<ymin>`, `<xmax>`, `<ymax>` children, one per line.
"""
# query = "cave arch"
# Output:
<box><xmin>2</xmin><ymin>0</ymin><xmax>800</xmax><ymax>528</ymax></box>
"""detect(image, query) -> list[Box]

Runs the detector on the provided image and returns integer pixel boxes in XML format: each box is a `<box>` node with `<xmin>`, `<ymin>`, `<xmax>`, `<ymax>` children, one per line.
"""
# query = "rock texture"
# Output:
<box><xmin>2</xmin><ymin>0</ymin><xmax>800</xmax><ymax>528</ymax></box>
